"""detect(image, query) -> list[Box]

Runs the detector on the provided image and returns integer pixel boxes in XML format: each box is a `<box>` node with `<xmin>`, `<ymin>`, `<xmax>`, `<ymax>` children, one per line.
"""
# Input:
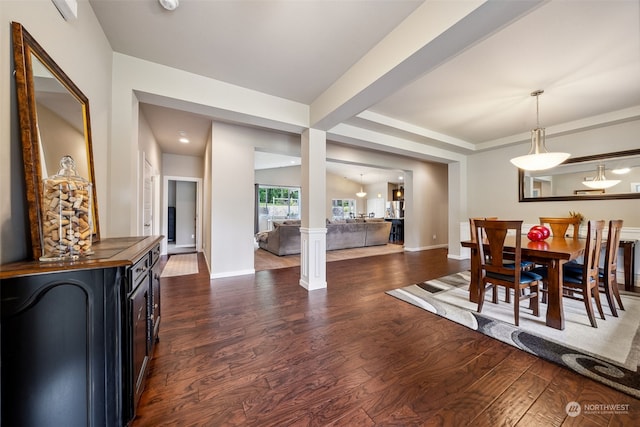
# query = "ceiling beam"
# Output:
<box><xmin>309</xmin><ymin>0</ymin><xmax>546</xmax><ymax>131</ymax></box>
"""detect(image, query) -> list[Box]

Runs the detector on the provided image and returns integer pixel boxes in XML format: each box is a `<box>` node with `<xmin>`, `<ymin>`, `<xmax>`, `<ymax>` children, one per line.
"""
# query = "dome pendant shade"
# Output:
<box><xmin>510</xmin><ymin>90</ymin><xmax>570</xmax><ymax>171</ymax></box>
<box><xmin>582</xmin><ymin>164</ymin><xmax>620</xmax><ymax>189</ymax></box>
<box><xmin>510</xmin><ymin>128</ymin><xmax>570</xmax><ymax>171</ymax></box>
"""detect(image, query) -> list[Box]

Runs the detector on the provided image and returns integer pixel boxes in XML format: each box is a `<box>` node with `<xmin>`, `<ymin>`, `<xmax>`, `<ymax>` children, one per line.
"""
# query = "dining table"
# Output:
<box><xmin>461</xmin><ymin>235</ymin><xmax>587</xmax><ymax>330</ymax></box>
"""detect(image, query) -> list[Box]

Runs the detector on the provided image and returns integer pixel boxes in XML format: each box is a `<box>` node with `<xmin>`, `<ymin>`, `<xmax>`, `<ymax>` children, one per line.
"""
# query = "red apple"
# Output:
<box><xmin>527</xmin><ymin>229</ymin><xmax>544</xmax><ymax>241</ymax></box>
<box><xmin>530</xmin><ymin>225</ymin><xmax>550</xmax><ymax>239</ymax></box>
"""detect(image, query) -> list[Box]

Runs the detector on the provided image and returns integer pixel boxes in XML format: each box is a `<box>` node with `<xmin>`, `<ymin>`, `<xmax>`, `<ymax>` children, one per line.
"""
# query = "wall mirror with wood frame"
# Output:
<box><xmin>519</xmin><ymin>149</ymin><xmax>640</xmax><ymax>202</ymax></box>
<box><xmin>12</xmin><ymin>22</ymin><xmax>100</xmax><ymax>259</ymax></box>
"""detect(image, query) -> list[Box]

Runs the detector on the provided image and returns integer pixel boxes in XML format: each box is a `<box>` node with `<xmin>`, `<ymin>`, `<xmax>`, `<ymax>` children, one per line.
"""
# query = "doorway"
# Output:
<box><xmin>163</xmin><ymin>176</ymin><xmax>202</xmax><ymax>255</ymax></box>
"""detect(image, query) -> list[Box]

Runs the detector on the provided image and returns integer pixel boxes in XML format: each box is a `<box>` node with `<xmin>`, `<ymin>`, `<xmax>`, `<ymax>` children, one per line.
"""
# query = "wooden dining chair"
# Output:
<box><xmin>601</xmin><ymin>220</ymin><xmax>625</xmax><ymax>316</ymax></box>
<box><xmin>539</xmin><ymin>216</ymin><xmax>581</xmax><ymax>239</ymax></box>
<box><xmin>470</xmin><ymin>217</ymin><xmax>534</xmax><ymax>304</ymax></box>
<box><xmin>534</xmin><ymin>220</ymin><xmax>606</xmax><ymax>328</ymax></box>
<box><xmin>473</xmin><ymin>220</ymin><xmax>541</xmax><ymax>326</ymax></box>
<box><xmin>564</xmin><ymin>220</ymin><xmax>624</xmax><ymax>316</ymax></box>
<box><xmin>469</xmin><ymin>217</ymin><xmax>498</xmax><ymax>242</ymax></box>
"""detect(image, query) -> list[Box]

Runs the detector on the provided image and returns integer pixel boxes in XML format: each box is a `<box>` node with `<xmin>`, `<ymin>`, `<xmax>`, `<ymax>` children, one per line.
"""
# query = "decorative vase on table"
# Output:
<box><xmin>39</xmin><ymin>155</ymin><xmax>93</xmax><ymax>261</ymax></box>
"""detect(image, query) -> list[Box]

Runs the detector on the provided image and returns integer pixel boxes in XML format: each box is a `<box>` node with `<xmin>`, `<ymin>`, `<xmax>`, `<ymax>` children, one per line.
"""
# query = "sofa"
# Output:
<box><xmin>256</xmin><ymin>219</ymin><xmax>392</xmax><ymax>256</ymax></box>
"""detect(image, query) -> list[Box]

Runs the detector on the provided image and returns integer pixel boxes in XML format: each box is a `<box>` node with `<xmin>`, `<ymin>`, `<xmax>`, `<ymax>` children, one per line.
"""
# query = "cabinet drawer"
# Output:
<box><xmin>129</xmin><ymin>255</ymin><xmax>149</xmax><ymax>292</ymax></box>
<box><xmin>150</xmin><ymin>244</ymin><xmax>160</xmax><ymax>267</ymax></box>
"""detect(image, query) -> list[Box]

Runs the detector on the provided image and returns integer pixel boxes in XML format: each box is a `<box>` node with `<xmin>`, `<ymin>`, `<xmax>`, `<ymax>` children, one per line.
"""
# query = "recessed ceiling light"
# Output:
<box><xmin>178</xmin><ymin>131</ymin><xmax>189</xmax><ymax>143</ymax></box>
<box><xmin>159</xmin><ymin>0</ymin><xmax>179</xmax><ymax>11</ymax></box>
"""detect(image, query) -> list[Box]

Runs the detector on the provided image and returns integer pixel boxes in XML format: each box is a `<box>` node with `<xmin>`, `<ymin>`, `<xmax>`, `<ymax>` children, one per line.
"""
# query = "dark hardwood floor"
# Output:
<box><xmin>133</xmin><ymin>249</ymin><xmax>640</xmax><ymax>426</ymax></box>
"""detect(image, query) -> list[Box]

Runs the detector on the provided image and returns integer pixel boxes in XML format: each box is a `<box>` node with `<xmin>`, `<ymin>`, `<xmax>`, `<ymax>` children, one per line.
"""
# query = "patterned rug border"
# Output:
<box><xmin>387</xmin><ymin>271</ymin><xmax>640</xmax><ymax>399</ymax></box>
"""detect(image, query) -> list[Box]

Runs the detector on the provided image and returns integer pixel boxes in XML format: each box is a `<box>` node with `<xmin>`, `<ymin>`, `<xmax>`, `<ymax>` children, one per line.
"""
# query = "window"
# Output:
<box><xmin>331</xmin><ymin>199</ymin><xmax>356</xmax><ymax>220</ymax></box>
<box><xmin>256</xmin><ymin>185</ymin><xmax>300</xmax><ymax>231</ymax></box>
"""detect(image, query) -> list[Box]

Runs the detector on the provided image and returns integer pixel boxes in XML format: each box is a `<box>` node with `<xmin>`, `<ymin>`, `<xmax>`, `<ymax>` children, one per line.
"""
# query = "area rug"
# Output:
<box><xmin>161</xmin><ymin>253</ymin><xmax>199</xmax><ymax>277</ymax></box>
<box><xmin>387</xmin><ymin>271</ymin><xmax>640</xmax><ymax>398</ymax></box>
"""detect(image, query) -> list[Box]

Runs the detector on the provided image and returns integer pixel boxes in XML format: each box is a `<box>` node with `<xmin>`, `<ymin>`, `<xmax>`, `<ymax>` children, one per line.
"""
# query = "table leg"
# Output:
<box><xmin>620</xmin><ymin>241</ymin><xmax>635</xmax><ymax>291</ymax></box>
<box><xmin>468</xmin><ymin>246</ymin><xmax>479</xmax><ymax>303</ymax></box>
<box><xmin>546</xmin><ymin>259</ymin><xmax>565</xmax><ymax>330</ymax></box>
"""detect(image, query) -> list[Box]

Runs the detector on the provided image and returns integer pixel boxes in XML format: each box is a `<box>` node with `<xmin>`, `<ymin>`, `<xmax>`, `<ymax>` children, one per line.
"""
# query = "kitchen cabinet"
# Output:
<box><xmin>1</xmin><ymin>236</ymin><xmax>163</xmax><ymax>427</ymax></box>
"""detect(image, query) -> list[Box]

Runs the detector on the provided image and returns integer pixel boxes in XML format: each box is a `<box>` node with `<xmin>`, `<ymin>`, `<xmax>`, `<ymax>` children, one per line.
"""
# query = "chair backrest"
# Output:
<box><xmin>603</xmin><ymin>219</ymin><xmax>623</xmax><ymax>276</ymax></box>
<box><xmin>576</xmin><ymin>220</ymin><xmax>606</xmax><ymax>284</ymax></box>
<box><xmin>539</xmin><ymin>216</ymin><xmax>581</xmax><ymax>239</ymax></box>
<box><xmin>469</xmin><ymin>217</ymin><xmax>498</xmax><ymax>242</ymax></box>
<box><xmin>474</xmin><ymin>220</ymin><xmax>523</xmax><ymax>279</ymax></box>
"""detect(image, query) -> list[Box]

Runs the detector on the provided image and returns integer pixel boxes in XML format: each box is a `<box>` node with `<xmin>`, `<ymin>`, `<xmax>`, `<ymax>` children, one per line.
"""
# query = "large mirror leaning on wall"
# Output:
<box><xmin>12</xmin><ymin>22</ymin><xmax>100</xmax><ymax>259</ymax></box>
<box><xmin>519</xmin><ymin>149</ymin><xmax>640</xmax><ymax>202</ymax></box>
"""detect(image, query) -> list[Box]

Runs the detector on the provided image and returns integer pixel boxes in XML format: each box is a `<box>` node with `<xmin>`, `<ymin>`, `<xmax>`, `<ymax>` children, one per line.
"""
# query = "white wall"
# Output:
<box><xmin>138</xmin><ymin>110</ymin><xmax>163</xmax><ymax>236</ymax></box>
<box><xmin>255</xmin><ymin>165</ymin><xmax>301</xmax><ymax>187</ymax></box>
<box><xmin>138</xmin><ymin>112</ymin><xmax>163</xmax><ymax>176</ymax></box>
<box><xmin>162</xmin><ymin>154</ymin><xmax>204</xmax><ymax>178</ymax></box>
<box><xmin>202</xmin><ymin>127</ymin><xmax>213</xmax><ymax>273</ymax></box>
<box><xmin>325</xmin><ymin>172</ymin><xmax>364</xmax><ymax>218</ymax></box>
<box><xmin>210</xmin><ymin>122</ymin><xmax>256</xmax><ymax>277</ymax></box>
<box><xmin>1</xmin><ymin>0</ymin><xmax>112</xmax><ymax>263</ymax></box>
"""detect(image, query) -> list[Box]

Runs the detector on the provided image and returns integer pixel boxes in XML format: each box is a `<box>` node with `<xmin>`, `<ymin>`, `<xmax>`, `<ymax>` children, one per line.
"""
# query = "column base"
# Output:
<box><xmin>299</xmin><ymin>227</ymin><xmax>327</xmax><ymax>291</ymax></box>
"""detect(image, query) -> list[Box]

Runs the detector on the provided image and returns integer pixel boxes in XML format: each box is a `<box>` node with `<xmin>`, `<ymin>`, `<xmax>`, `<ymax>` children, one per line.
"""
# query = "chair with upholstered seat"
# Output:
<box><xmin>565</xmin><ymin>220</ymin><xmax>624</xmax><ymax>316</ymax></box>
<box><xmin>534</xmin><ymin>220</ymin><xmax>606</xmax><ymax>328</ymax></box>
<box><xmin>539</xmin><ymin>216</ymin><xmax>581</xmax><ymax>239</ymax></box>
<box><xmin>473</xmin><ymin>220</ymin><xmax>541</xmax><ymax>326</ymax></box>
<box><xmin>600</xmin><ymin>220</ymin><xmax>625</xmax><ymax>316</ymax></box>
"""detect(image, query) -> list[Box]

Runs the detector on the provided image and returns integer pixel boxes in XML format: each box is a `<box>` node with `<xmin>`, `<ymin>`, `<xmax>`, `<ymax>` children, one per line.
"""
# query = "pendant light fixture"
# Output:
<box><xmin>582</xmin><ymin>164</ymin><xmax>620</xmax><ymax>189</ymax></box>
<box><xmin>510</xmin><ymin>90</ymin><xmax>570</xmax><ymax>171</ymax></box>
<box><xmin>356</xmin><ymin>174</ymin><xmax>367</xmax><ymax>198</ymax></box>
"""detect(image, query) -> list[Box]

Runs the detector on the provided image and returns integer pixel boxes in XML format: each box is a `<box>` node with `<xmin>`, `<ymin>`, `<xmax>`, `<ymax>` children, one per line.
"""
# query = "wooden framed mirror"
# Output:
<box><xmin>519</xmin><ymin>149</ymin><xmax>640</xmax><ymax>202</ymax></box>
<box><xmin>12</xmin><ymin>22</ymin><xmax>100</xmax><ymax>259</ymax></box>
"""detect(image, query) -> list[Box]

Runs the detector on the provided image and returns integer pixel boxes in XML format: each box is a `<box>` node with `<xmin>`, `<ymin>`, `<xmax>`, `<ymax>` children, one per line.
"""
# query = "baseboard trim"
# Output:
<box><xmin>404</xmin><ymin>244</ymin><xmax>448</xmax><ymax>252</ymax></box>
<box><xmin>210</xmin><ymin>268</ymin><xmax>255</xmax><ymax>279</ymax></box>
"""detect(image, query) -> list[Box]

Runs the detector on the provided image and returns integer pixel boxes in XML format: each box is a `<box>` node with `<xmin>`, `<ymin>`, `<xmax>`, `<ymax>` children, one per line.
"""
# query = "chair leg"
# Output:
<box><xmin>601</xmin><ymin>279</ymin><xmax>618</xmax><ymax>317</ymax></box>
<box><xmin>513</xmin><ymin>288</ymin><xmax>520</xmax><ymax>326</ymax></box>
<box><xmin>477</xmin><ymin>282</ymin><xmax>486</xmax><ymax>314</ymax></box>
<box><xmin>583</xmin><ymin>289</ymin><xmax>598</xmax><ymax>328</ymax></box>
<box><xmin>592</xmin><ymin>286</ymin><xmax>605</xmax><ymax>320</ymax></box>
<box><xmin>612</xmin><ymin>279</ymin><xmax>625</xmax><ymax>311</ymax></box>
<box><xmin>531</xmin><ymin>284</ymin><xmax>540</xmax><ymax>317</ymax></box>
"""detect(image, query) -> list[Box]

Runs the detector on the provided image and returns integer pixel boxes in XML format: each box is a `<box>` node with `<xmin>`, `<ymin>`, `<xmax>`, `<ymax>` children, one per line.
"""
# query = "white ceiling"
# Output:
<box><xmin>91</xmin><ymin>0</ymin><xmax>640</xmax><ymax>182</ymax></box>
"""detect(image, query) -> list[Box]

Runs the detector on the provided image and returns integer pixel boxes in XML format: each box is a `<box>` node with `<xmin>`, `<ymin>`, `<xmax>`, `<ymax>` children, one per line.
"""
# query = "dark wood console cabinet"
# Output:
<box><xmin>1</xmin><ymin>236</ymin><xmax>163</xmax><ymax>427</ymax></box>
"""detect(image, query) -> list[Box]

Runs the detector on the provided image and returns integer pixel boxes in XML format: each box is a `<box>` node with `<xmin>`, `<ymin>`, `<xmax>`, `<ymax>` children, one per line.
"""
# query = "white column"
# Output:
<box><xmin>448</xmin><ymin>158</ymin><xmax>468</xmax><ymax>260</ymax></box>
<box><xmin>300</xmin><ymin>129</ymin><xmax>327</xmax><ymax>290</ymax></box>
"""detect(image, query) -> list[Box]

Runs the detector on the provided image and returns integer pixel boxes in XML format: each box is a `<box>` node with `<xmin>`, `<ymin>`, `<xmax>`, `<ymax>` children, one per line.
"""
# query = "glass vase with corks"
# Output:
<box><xmin>40</xmin><ymin>155</ymin><xmax>94</xmax><ymax>261</ymax></box>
